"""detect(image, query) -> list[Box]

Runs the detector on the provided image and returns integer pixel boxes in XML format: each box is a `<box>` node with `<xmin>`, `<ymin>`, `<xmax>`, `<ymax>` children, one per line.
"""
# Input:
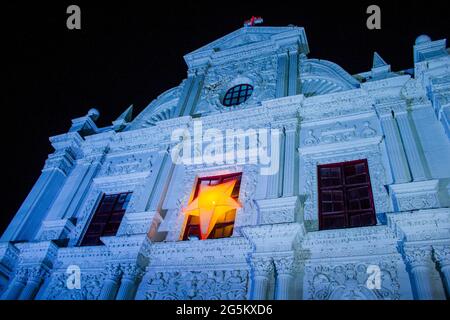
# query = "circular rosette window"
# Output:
<box><xmin>222</xmin><ymin>84</ymin><xmax>254</xmax><ymax>107</ymax></box>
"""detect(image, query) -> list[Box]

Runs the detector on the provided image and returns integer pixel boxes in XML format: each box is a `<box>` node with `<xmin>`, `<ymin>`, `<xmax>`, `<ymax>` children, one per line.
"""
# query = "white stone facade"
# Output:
<box><xmin>0</xmin><ymin>26</ymin><xmax>449</xmax><ymax>300</ymax></box>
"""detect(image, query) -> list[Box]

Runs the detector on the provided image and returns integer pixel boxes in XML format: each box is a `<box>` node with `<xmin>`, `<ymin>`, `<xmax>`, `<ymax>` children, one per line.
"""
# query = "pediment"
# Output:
<box><xmin>185</xmin><ymin>26</ymin><xmax>308</xmax><ymax>62</ymax></box>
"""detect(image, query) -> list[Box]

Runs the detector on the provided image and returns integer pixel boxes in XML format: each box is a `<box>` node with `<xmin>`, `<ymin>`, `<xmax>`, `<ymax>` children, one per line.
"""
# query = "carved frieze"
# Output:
<box><xmin>142</xmin><ymin>270</ymin><xmax>249</xmax><ymax>300</ymax></box>
<box><xmin>304</xmin><ymin>260</ymin><xmax>402</xmax><ymax>300</ymax></box>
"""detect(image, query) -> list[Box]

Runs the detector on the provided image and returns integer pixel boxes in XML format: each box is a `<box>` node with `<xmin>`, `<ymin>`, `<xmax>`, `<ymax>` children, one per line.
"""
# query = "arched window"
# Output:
<box><xmin>222</xmin><ymin>84</ymin><xmax>253</xmax><ymax>107</ymax></box>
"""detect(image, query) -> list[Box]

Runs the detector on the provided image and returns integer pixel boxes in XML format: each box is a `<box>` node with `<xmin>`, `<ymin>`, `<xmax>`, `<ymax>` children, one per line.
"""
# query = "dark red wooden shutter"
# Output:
<box><xmin>318</xmin><ymin>160</ymin><xmax>376</xmax><ymax>231</ymax></box>
<box><xmin>81</xmin><ymin>192</ymin><xmax>132</xmax><ymax>246</ymax></box>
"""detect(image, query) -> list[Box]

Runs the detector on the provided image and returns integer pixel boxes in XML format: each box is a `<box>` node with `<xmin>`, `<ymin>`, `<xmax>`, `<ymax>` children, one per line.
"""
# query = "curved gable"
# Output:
<box><xmin>126</xmin><ymin>86</ymin><xmax>182</xmax><ymax>130</ymax></box>
<box><xmin>300</xmin><ymin>59</ymin><xmax>360</xmax><ymax>97</ymax></box>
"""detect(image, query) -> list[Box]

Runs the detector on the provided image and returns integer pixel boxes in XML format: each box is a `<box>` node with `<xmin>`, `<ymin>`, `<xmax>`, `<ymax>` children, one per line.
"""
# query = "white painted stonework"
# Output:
<box><xmin>0</xmin><ymin>26</ymin><xmax>449</xmax><ymax>300</ymax></box>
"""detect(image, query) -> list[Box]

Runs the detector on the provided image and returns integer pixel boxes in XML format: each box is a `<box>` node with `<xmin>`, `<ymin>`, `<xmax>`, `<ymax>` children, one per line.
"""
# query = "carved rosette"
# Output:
<box><xmin>404</xmin><ymin>246</ymin><xmax>433</xmax><ymax>268</ymax></box>
<box><xmin>433</xmin><ymin>246</ymin><xmax>450</xmax><ymax>269</ymax></box>
<box><xmin>250</xmin><ymin>257</ymin><xmax>274</xmax><ymax>278</ymax></box>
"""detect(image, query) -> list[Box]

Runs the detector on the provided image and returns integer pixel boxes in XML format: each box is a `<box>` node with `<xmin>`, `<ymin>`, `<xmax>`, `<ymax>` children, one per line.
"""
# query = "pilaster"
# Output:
<box><xmin>1</xmin><ymin>132</ymin><xmax>83</xmax><ymax>242</ymax></box>
<box><xmin>433</xmin><ymin>245</ymin><xmax>450</xmax><ymax>297</ymax></box>
<box><xmin>249</xmin><ymin>256</ymin><xmax>274</xmax><ymax>300</ymax></box>
<box><xmin>403</xmin><ymin>245</ymin><xmax>435</xmax><ymax>300</ymax></box>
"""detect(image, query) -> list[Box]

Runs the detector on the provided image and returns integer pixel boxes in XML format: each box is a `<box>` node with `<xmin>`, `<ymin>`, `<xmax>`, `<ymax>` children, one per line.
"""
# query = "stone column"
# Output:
<box><xmin>175</xmin><ymin>66</ymin><xmax>207</xmax><ymax>117</ymax></box>
<box><xmin>1</xmin><ymin>133</ymin><xmax>82</xmax><ymax>242</ymax></box>
<box><xmin>127</xmin><ymin>152</ymin><xmax>166</xmax><ymax>213</ymax></box>
<box><xmin>395</xmin><ymin>113</ymin><xmax>427</xmax><ymax>181</ymax></box>
<box><xmin>274</xmin><ymin>256</ymin><xmax>296</xmax><ymax>300</ymax></box>
<box><xmin>282</xmin><ymin>122</ymin><xmax>298</xmax><ymax>197</ymax></box>
<box><xmin>433</xmin><ymin>246</ymin><xmax>450</xmax><ymax>297</ymax></box>
<box><xmin>380</xmin><ymin>115</ymin><xmax>411</xmax><ymax>183</ymax></box>
<box><xmin>19</xmin><ymin>267</ymin><xmax>47</xmax><ymax>300</ymax></box>
<box><xmin>99</xmin><ymin>263</ymin><xmax>122</xmax><ymax>300</ymax></box>
<box><xmin>250</xmin><ymin>257</ymin><xmax>274</xmax><ymax>300</ymax></box>
<box><xmin>1</xmin><ymin>267</ymin><xmax>28</xmax><ymax>300</ymax></box>
<box><xmin>147</xmin><ymin>150</ymin><xmax>175</xmax><ymax>212</ymax></box>
<box><xmin>44</xmin><ymin>152</ymin><xmax>106</xmax><ymax>225</ymax></box>
<box><xmin>276</xmin><ymin>52</ymin><xmax>289</xmax><ymax>98</ymax></box>
<box><xmin>116</xmin><ymin>264</ymin><xmax>144</xmax><ymax>300</ymax></box>
<box><xmin>288</xmin><ymin>49</ymin><xmax>299</xmax><ymax>96</ymax></box>
<box><xmin>182</xmin><ymin>74</ymin><xmax>205</xmax><ymax>117</ymax></box>
<box><xmin>266</xmin><ymin>128</ymin><xmax>284</xmax><ymax>199</ymax></box>
<box><xmin>404</xmin><ymin>246</ymin><xmax>434</xmax><ymax>300</ymax></box>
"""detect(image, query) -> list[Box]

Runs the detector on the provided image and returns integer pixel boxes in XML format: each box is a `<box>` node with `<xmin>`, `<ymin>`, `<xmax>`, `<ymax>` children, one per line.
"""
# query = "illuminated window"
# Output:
<box><xmin>318</xmin><ymin>160</ymin><xmax>376</xmax><ymax>231</ymax></box>
<box><xmin>182</xmin><ymin>173</ymin><xmax>242</xmax><ymax>240</ymax></box>
<box><xmin>223</xmin><ymin>84</ymin><xmax>253</xmax><ymax>107</ymax></box>
<box><xmin>80</xmin><ymin>192</ymin><xmax>132</xmax><ymax>246</ymax></box>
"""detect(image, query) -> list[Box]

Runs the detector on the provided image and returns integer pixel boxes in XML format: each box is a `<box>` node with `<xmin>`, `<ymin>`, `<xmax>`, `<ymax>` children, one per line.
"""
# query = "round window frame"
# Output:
<box><xmin>222</xmin><ymin>84</ymin><xmax>254</xmax><ymax>107</ymax></box>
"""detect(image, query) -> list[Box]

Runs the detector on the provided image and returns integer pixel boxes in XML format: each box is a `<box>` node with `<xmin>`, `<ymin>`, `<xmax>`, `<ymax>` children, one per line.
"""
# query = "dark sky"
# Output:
<box><xmin>1</xmin><ymin>1</ymin><xmax>449</xmax><ymax>235</ymax></box>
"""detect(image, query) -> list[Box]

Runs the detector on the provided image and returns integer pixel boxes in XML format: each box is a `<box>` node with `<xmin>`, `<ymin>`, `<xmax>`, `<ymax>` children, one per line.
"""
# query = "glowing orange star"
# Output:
<box><xmin>183</xmin><ymin>180</ymin><xmax>242</xmax><ymax>240</ymax></box>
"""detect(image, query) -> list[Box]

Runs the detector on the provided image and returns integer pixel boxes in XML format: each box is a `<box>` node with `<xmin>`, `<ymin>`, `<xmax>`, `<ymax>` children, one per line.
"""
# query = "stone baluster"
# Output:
<box><xmin>1</xmin><ymin>267</ymin><xmax>28</xmax><ymax>300</ymax></box>
<box><xmin>395</xmin><ymin>112</ymin><xmax>427</xmax><ymax>181</ymax></box>
<box><xmin>116</xmin><ymin>264</ymin><xmax>145</xmax><ymax>300</ymax></box>
<box><xmin>404</xmin><ymin>246</ymin><xmax>434</xmax><ymax>300</ymax></box>
<box><xmin>19</xmin><ymin>267</ymin><xmax>48</xmax><ymax>300</ymax></box>
<box><xmin>433</xmin><ymin>246</ymin><xmax>450</xmax><ymax>297</ymax></box>
<box><xmin>274</xmin><ymin>256</ymin><xmax>296</xmax><ymax>300</ymax></box>
<box><xmin>99</xmin><ymin>263</ymin><xmax>122</xmax><ymax>300</ymax></box>
<box><xmin>380</xmin><ymin>115</ymin><xmax>412</xmax><ymax>183</ymax></box>
<box><xmin>250</xmin><ymin>257</ymin><xmax>274</xmax><ymax>300</ymax></box>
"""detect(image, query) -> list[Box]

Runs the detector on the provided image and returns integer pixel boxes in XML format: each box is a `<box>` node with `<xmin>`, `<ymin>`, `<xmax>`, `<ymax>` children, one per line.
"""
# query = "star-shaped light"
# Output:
<box><xmin>183</xmin><ymin>180</ymin><xmax>242</xmax><ymax>240</ymax></box>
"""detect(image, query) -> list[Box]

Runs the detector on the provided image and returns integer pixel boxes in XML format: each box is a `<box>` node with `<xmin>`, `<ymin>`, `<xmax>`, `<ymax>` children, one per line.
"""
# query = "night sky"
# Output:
<box><xmin>1</xmin><ymin>1</ymin><xmax>449</xmax><ymax>235</ymax></box>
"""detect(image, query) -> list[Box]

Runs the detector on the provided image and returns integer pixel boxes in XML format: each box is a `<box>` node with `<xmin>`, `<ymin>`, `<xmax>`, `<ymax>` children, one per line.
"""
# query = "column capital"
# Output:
<box><xmin>250</xmin><ymin>257</ymin><xmax>274</xmax><ymax>278</ymax></box>
<box><xmin>283</xmin><ymin>120</ymin><xmax>300</xmax><ymax>133</ymax></box>
<box><xmin>276</xmin><ymin>49</ymin><xmax>289</xmax><ymax>58</ymax></box>
<box><xmin>43</xmin><ymin>132</ymin><xmax>84</xmax><ymax>175</ymax></box>
<box><xmin>12</xmin><ymin>266</ymin><xmax>29</xmax><ymax>284</ymax></box>
<box><xmin>120</xmin><ymin>263</ymin><xmax>145</xmax><ymax>282</ymax></box>
<box><xmin>103</xmin><ymin>263</ymin><xmax>123</xmax><ymax>282</ymax></box>
<box><xmin>274</xmin><ymin>255</ymin><xmax>296</xmax><ymax>276</ymax></box>
<box><xmin>433</xmin><ymin>245</ymin><xmax>450</xmax><ymax>269</ymax></box>
<box><xmin>404</xmin><ymin>245</ymin><xmax>433</xmax><ymax>268</ymax></box>
<box><xmin>26</xmin><ymin>265</ymin><xmax>49</xmax><ymax>284</ymax></box>
<box><xmin>376</xmin><ymin>101</ymin><xmax>408</xmax><ymax>118</ymax></box>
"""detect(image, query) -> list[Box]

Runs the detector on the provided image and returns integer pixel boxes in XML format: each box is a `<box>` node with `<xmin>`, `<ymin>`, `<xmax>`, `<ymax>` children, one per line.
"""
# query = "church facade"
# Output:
<box><xmin>0</xmin><ymin>26</ymin><xmax>449</xmax><ymax>300</ymax></box>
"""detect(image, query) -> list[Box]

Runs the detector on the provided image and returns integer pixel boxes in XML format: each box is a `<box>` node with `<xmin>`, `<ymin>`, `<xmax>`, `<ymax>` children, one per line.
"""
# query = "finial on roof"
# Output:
<box><xmin>415</xmin><ymin>34</ymin><xmax>432</xmax><ymax>45</ymax></box>
<box><xmin>87</xmin><ymin>108</ymin><xmax>100</xmax><ymax>121</ymax></box>
<box><xmin>112</xmin><ymin>105</ymin><xmax>133</xmax><ymax>131</ymax></box>
<box><xmin>372</xmin><ymin>52</ymin><xmax>388</xmax><ymax>69</ymax></box>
